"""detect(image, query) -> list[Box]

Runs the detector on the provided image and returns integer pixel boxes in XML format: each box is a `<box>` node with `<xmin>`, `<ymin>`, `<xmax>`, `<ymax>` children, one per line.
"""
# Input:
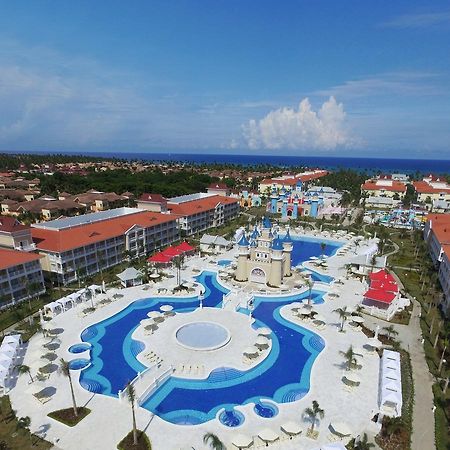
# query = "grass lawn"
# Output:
<box><xmin>47</xmin><ymin>407</ymin><xmax>91</xmax><ymax>427</ymax></box>
<box><xmin>0</xmin><ymin>397</ymin><xmax>52</xmax><ymax>449</ymax></box>
<box><xmin>117</xmin><ymin>430</ymin><xmax>151</xmax><ymax>450</ymax></box>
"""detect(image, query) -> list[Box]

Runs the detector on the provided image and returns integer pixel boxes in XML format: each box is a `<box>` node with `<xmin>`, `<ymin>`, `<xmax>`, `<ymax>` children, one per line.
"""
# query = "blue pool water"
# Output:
<box><xmin>289</xmin><ymin>235</ymin><xmax>341</xmax><ymax>266</ymax></box>
<box><xmin>74</xmin><ymin>236</ymin><xmax>337</xmax><ymax>424</ymax></box>
<box><xmin>217</xmin><ymin>259</ymin><xmax>232</xmax><ymax>267</ymax></box>
<box><xmin>69</xmin><ymin>358</ymin><xmax>91</xmax><ymax>370</ymax></box>
<box><xmin>254</xmin><ymin>401</ymin><xmax>279</xmax><ymax>418</ymax></box>
<box><xmin>68</xmin><ymin>343</ymin><xmax>91</xmax><ymax>354</ymax></box>
<box><xmin>219</xmin><ymin>409</ymin><xmax>245</xmax><ymax>427</ymax></box>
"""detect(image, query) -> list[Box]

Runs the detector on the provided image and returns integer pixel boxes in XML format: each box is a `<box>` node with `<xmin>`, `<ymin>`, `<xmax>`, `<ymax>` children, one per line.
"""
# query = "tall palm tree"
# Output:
<box><xmin>304</xmin><ymin>400</ymin><xmax>324</xmax><ymax>433</ymax></box>
<box><xmin>357</xmin><ymin>433</ymin><xmax>375</xmax><ymax>449</ymax></box>
<box><xmin>16</xmin><ymin>415</ymin><xmax>31</xmax><ymax>432</ymax></box>
<box><xmin>173</xmin><ymin>255</ymin><xmax>185</xmax><ymax>287</ymax></box>
<box><xmin>382</xmin><ymin>325</ymin><xmax>398</xmax><ymax>340</ymax></box>
<box><xmin>16</xmin><ymin>364</ymin><xmax>33</xmax><ymax>383</ymax></box>
<box><xmin>124</xmin><ymin>382</ymin><xmax>138</xmax><ymax>446</ymax></box>
<box><xmin>306</xmin><ymin>279</ymin><xmax>314</xmax><ymax>306</ymax></box>
<box><xmin>340</xmin><ymin>346</ymin><xmax>358</xmax><ymax>371</ymax></box>
<box><xmin>438</xmin><ymin>338</ymin><xmax>449</xmax><ymax>373</ymax></box>
<box><xmin>203</xmin><ymin>433</ymin><xmax>225</xmax><ymax>450</ymax></box>
<box><xmin>333</xmin><ymin>306</ymin><xmax>350</xmax><ymax>332</ymax></box>
<box><xmin>59</xmin><ymin>359</ymin><xmax>78</xmax><ymax>417</ymax></box>
<box><xmin>320</xmin><ymin>242</ymin><xmax>327</xmax><ymax>258</ymax></box>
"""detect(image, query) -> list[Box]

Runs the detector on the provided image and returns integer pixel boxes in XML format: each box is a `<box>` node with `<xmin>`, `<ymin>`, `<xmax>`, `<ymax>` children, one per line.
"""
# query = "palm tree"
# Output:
<box><xmin>340</xmin><ymin>346</ymin><xmax>358</xmax><ymax>370</ymax></box>
<box><xmin>438</xmin><ymin>338</ymin><xmax>449</xmax><ymax>373</ymax></box>
<box><xmin>16</xmin><ymin>364</ymin><xmax>33</xmax><ymax>383</ymax></box>
<box><xmin>333</xmin><ymin>306</ymin><xmax>350</xmax><ymax>332</ymax></box>
<box><xmin>383</xmin><ymin>417</ymin><xmax>404</xmax><ymax>438</ymax></box>
<box><xmin>203</xmin><ymin>433</ymin><xmax>225</xmax><ymax>450</ymax></box>
<box><xmin>59</xmin><ymin>359</ymin><xmax>78</xmax><ymax>417</ymax></box>
<box><xmin>16</xmin><ymin>416</ymin><xmax>31</xmax><ymax>436</ymax></box>
<box><xmin>173</xmin><ymin>255</ymin><xmax>185</xmax><ymax>287</ymax></box>
<box><xmin>356</xmin><ymin>433</ymin><xmax>375</xmax><ymax>449</ymax></box>
<box><xmin>124</xmin><ymin>382</ymin><xmax>138</xmax><ymax>446</ymax></box>
<box><xmin>306</xmin><ymin>279</ymin><xmax>314</xmax><ymax>306</ymax></box>
<box><xmin>382</xmin><ymin>325</ymin><xmax>398</xmax><ymax>340</ymax></box>
<box><xmin>304</xmin><ymin>400</ymin><xmax>324</xmax><ymax>433</ymax></box>
<box><xmin>320</xmin><ymin>242</ymin><xmax>326</xmax><ymax>258</ymax></box>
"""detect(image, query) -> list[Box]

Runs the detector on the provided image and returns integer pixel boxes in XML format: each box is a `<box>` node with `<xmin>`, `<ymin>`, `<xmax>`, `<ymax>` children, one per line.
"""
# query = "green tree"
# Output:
<box><xmin>16</xmin><ymin>364</ymin><xmax>34</xmax><ymax>383</ymax></box>
<box><xmin>333</xmin><ymin>306</ymin><xmax>350</xmax><ymax>332</ymax></box>
<box><xmin>356</xmin><ymin>433</ymin><xmax>375</xmax><ymax>450</ymax></box>
<box><xmin>340</xmin><ymin>346</ymin><xmax>358</xmax><ymax>371</ymax></box>
<box><xmin>304</xmin><ymin>400</ymin><xmax>324</xmax><ymax>433</ymax></box>
<box><xmin>203</xmin><ymin>433</ymin><xmax>225</xmax><ymax>450</ymax></box>
<box><xmin>59</xmin><ymin>359</ymin><xmax>78</xmax><ymax>417</ymax></box>
<box><xmin>173</xmin><ymin>255</ymin><xmax>185</xmax><ymax>287</ymax></box>
<box><xmin>382</xmin><ymin>325</ymin><xmax>398</xmax><ymax>340</ymax></box>
<box><xmin>124</xmin><ymin>382</ymin><xmax>138</xmax><ymax>446</ymax></box>
<box><xmin>306</xmin><ymin>278</ymin><xmax>314</xmax><ymax>306</ymax></box>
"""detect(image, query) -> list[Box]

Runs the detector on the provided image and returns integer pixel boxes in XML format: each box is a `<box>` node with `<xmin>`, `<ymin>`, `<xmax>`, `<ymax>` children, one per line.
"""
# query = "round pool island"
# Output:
<box><xmin>175</xmin><ymin>321</ymin><xmax>231</xmax><ymax>351</ymax></box>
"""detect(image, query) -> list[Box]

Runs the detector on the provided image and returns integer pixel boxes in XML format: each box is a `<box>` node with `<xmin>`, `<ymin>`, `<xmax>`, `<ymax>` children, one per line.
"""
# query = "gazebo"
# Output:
<box><xmin>117</xmin><ymin>267</ymin><xmax>143</xmax><ymax>288</ymax></box>
<box><xmin>147</xmin><ymin>252</ymin><xmax>173</xmax><ymax>267</ymax></box>
<box><xmin>173</xmin><ymin>241</ymin><xmax>196</xmax><ymax>256</ymax></box>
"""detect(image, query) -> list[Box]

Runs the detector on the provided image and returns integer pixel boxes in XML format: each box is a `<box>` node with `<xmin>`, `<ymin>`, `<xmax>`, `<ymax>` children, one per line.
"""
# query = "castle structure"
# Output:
<box><xmin>268</xmin><ymin>185</ymin><xmax>324</xmax><ymax>219</ymax></box>
<box><xmin>235</xmin><ymin>217</ymin><xmax>293</xmax><ymax>287</ymax></box>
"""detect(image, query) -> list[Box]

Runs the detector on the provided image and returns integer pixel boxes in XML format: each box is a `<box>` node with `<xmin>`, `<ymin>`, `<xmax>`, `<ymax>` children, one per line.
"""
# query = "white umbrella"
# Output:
<box><xmin>280</xmin><ymin>421</ymin><xmax>302</xmax><ymax>435</ymax></box>
<box><xmin>367</xmin><ymin>337</ymin><xmax>382</xmax><ymax>349</ymax></box>
<box><xmin>231</xmin><ymin>434</ymin><xmax>253</xmax><ymax>449</ymax></box>
<box><xmin>343</xmin><ymin>372</ymin><xmax>361</xmax><ymax>384</ymax></box>
<box><xmin>258</xmin><ymin>428</ymin><xmax>279</xmax><ymax>443</ymax></box>
<box><xmin>256</xmin><ymin>327</ymin><xmax>271</xmax><ymax>336</ymax></box>
<box><xmin>313</xmin><ymin>314</ymin><xmax>326</xmax><ymax>323</ymax></box>
<box><xmin>150</xmin><ymin>273</ymin><xmax>160</xmax><ymax>279</ymax></box>
<box><xmin>243</xmin><ymin>346</ymin><xmax>259</xmax><ymax>356</ymax></box>
<box><xmin>330</xmin><ymin>421</ymin><xmax>352</xmax><ymax>437</ymax></box>
<box><xmin>160</xmin><ymin>304</ymin><xmax>173</xmax><ymax>312</ymax></box>
<box><xmin>351</xmin><ymin>316</ymin><xmax>365</xmax><ymax>324</ymax></box>
<box><xmin>255</xmin><ymin>336</ymin><xmax>269</xmax><ymax>347</ymax></box>
<box><xmin>147</xmin><ymin>311</ymin><xmax>162</xmax><ymax>319</ymax></box>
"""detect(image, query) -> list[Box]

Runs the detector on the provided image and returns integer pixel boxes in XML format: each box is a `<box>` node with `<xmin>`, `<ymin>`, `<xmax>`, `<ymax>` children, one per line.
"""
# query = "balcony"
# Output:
<box><xmin>14</xmin><ymin>243</ymin><xmax>36</xmax><ymax>252</ymax></box>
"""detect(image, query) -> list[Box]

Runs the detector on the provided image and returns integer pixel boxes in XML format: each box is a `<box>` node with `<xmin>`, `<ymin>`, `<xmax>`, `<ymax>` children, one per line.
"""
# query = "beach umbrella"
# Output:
<box><xmin>351</xmin><ymin>316</ymin><xmax>365</xmax><ymax>324</ymax></box>
<box><xmin>255</xmin><ymin>336</ymin><xmax>269</xmax><ymax>348</ymax></box>
<box><xmin>150</xmin><ymin>273</ymin><xmax>160</xmax><ymax>279</ymax></box>
<box><xmin>243</xmin><ymin>346</ymin><xmax>259</xmax><ymax>357</ymax></box>
<box><xmin>258</xmin><ymin>428</ymin><xmax>279</xmax><ymax>443</ymax></box>
<box><xmin>160</xmin><ymin>305</ymin><xmax>173</xmax><ymax>312</ymax></box>
<box><xmin>231</xmin><ymin>434</ymin><xmax>253</xmax><ymax>449</ymax></box>
<box><xmin>147</xmin><ymin>311</ymin><xmax>161</xmax><ymax>319</ymax></box>
<box><xmin>256</xmin><ymin>327</ymin><xmax>271</xmax><ymax>336</ymax></box>
<box><xmin>330</xmin><ymin>421</ymin><xmax>352</xmax><ymax>437</ymax></box>
<box><xmin>280</xmin><ymin>421</ymin><xmax>302</xmax><ymax>436</ymax></box>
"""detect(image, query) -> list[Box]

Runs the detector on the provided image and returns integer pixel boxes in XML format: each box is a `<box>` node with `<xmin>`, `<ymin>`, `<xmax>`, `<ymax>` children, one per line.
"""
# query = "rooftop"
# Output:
<box><xmin>0</xmin><ymin>248</ymin><xmax>43</xmax><ymax>270</ymax></box>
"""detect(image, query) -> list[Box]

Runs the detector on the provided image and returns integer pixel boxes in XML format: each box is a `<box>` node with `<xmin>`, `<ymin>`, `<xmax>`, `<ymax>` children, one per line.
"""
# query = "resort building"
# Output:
<box><xmin>206</xmin><ymin>183</ymin><xmax>231</xmax><ymax>197</ymax></box>
<box><xmin>199</xmin><ymin>234</ymin><xmax>233</xmax><ymax>253</ymax></box>
<box><xmin>235</xmin><ymin>218</ymin><xmax>292</xmax><ymax>287</ymax></box>
<box><xmin>0</xmin><ymin>217</ymin><xmax>36</xmax><ymax>251</ymax></box>
<box><xmin>30</xmin><ymin>207</ymin><xmax>179</xmax><ymax>285</ymax></box>
<box><xmin>58</xmin><ymin>190</ymin><xmax>130</xmax><ymax>212</ymax></box>
<box><xmin>413</xmin><ymin>175</ymin><xmax>450</xmax><ymax>207</ymax></box>
<box><xmin>0</xmin><ymin>248</ymin><xmax>45</xmax><ymax>305</ymax></box>
<box><xmin>165</xmin><ymin>193</ymin><xmax>239</xmax><ymax>236</ymax></box>
<box><xmin>361</xmin><ymin>176</ymin><xmax>407</xmax><ymax>201</ymax></box>
<box><xmin>424</xmin><ymin>213</ymin><xmax>450</xmax><ymax>314</ymax></box>
<box><xmin>136</xmin><ymin>193</ymin><xmax>169</xmax><ymax>213</ymax></box>
<box><xmin>258</xmin><ymin>169</ymin><xmax>328</xmax><ymax>194</ymax></box>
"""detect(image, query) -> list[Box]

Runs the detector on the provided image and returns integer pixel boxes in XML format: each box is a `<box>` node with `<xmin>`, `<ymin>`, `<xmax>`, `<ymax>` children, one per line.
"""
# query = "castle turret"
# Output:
<box><xmin>268</xmin><ymin>237</ymin><xmax>283</xmax><ymax>287</ymax></box>
<box><xmin>270</xmin><ymin>189</ymin><xmax>278</xmax><ymax>213</ymax></box>
<box><xmin>236</xmin><ymin>234</ymin><xmax>250</xmax><ymax>281</ymax></box>
<box><xmin>282</xmin><ymin>229</ymin><xmax>293</xmax><ymax>277</ymax></box>
<box><xmin>310</xmin><ymin>196</ymin><xmax>319</xmax><ymax>217</ymax></box>
<box><xmin>281</xmin><ymin>197</ymin><xmax>288</xmax><ymax>219</ymax></box>
<box><xmin>292</xmin><ymin>195</ymin><xmax>299</xmax><ymax>219</ymax></box>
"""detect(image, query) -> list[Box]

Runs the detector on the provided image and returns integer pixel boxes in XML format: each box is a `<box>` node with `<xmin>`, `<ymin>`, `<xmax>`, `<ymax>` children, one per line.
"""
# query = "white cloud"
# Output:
<box><xmin>381</xmin><ymin>11</ymin><xmax>450</xmax><ymax>29</ymax></box>
<box><xmin>242</xmin><ymin>96</ymin><xmax>355</xmax><ymax>150</ymax></box>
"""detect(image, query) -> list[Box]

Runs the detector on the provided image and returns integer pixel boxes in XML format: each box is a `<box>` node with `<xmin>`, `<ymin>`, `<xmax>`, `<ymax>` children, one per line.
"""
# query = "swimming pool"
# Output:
<box><xmin>73</xmin><ymin>236</ymin><xmax>338</xmax><ymax>425</ymax></box>
<box><xmin>176</xmin><ymin>322</ymin><xmax>231</xmax><ymax>351</ymax></box>
<box><xmin>217</xmin><ymin>259</ymin><xmax>232</xmax><ymax>267</ymax></box>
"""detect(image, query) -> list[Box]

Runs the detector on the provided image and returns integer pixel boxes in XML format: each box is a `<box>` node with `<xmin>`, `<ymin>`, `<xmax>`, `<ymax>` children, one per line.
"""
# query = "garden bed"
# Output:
<box><xmin>48</xmin><ymin>407</ymin><xmax>91</xmax><ymax>427</ymax></box>
<box><xmin>117</xmin><ymin>430</ymin><xmax>152</xmax><ymax>450</ymax></box>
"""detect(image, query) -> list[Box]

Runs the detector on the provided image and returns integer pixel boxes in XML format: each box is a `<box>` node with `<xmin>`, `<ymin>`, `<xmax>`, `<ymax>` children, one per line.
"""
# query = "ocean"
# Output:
<box><xmin>3</xmin><ymin>150</ymin><xmax>450</xmax><ymax>174</ymax></box>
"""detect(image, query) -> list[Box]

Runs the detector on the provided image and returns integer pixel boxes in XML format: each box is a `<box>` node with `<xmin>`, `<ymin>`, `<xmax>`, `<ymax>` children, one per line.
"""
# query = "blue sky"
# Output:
<box><xmin>0</xmin><ymin>1</ymin><xmax>449</xmax><ymax>158</ymax></box>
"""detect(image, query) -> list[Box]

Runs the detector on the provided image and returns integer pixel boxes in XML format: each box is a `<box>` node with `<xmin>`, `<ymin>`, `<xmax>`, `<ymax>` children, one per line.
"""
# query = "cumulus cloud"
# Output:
<box><xmin>242</xmin><ymin>96</ymin><xmax>354</xmax><ymax>150</ymax></box>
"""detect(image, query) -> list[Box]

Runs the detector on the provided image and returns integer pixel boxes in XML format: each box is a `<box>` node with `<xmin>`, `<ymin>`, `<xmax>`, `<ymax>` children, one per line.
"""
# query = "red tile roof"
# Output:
<box><xmin>208</xmin><ymin>183</ymin><xmax>228</xmax><ymax>190</ymax></box>
<box><xmin>138</xmin><ymin>193</ymin><xmax>167</xmax><ymax>203</ymax></box>
<box><xmin>0</xmin><ymin>217</ymin><xmax>29</xmax><ymax>233</ymax></box>
<box><xmin>174</xmin><ymin>241</ymin><xmax>195</xmax><ymax>252</ymax></box>
<box><xmin>168</xmin><ymin>195</ymin><xmax>238</xmax><ymax>217</ymax></box>
<box><xmin>0</xmin><ymin>248</ymin><xmax>43</xmax><ymax>270</ymax></box>
<box><xmin>31</xmin><ymin>211</ymin><xmax>177</xmax><ymax>253</ymax></box>
<box><xmin>413</xmin><ymin>181</ymin><xmax>450</xmax><ymax>194</ymax></box>
<box><xmin>361</xmin><ymin>181</ymin><xmax>407</xmax><ymax>192</ymax></box>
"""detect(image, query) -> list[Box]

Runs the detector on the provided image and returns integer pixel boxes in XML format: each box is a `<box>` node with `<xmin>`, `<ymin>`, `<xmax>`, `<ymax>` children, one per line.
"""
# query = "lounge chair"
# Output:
<box><xmin>33</xmin><ymin>393</ymin><xmax>51</xmax><ymax>404</ymax></box>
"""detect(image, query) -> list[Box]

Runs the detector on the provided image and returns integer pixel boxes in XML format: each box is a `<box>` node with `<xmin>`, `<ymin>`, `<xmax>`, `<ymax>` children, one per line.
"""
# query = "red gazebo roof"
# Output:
<box><xmin>148</xmin><ymin>253</ymin><xmax>172</xmax><ymax>263</ymax></box>
<box><xmin>369</xmin><ymin>269</ymin><xmax>396</xmax><ymax>284</ymax></box>
<box><xmin>174</xmin><ymin>241</ymin><xmax>195</xmax><ymax>252</ymax></box>
<box><xmin>162</xmin><ymin>246</ymin><xmax>183</xmax><ymax>257</ymax></box>
<box><xmin>363</xmin><ymin>288</ymin><xmax>396</xmax><ymax>304</ymax></box>
<box><xmin>370</xmin><ymin>280</ymin><xmax>398</xmax><ymax>292</ymax></box>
